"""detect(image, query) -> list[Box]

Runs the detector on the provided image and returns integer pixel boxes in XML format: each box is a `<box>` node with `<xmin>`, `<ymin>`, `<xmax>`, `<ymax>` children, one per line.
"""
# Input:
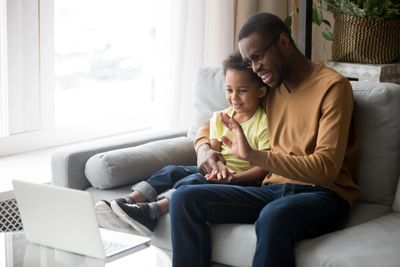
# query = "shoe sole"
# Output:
<box><xmin>95</xmin><ymin>201</ymin><xmax>133</xmax><ymax>232</ymax></box>
<box><xmin>110</xmin><ymin>201</ymin><xmax>153</xmax><ymax>237</ymax></box>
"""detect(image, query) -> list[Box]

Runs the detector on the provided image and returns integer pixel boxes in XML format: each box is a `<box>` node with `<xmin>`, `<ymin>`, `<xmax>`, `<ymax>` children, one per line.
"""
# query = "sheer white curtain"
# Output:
<box><xmin>154</xmin><ymin>0</ymin><xmax>290</xmax><ymax>131</ymax></box>
<box><xmin>153</xmin><ymin>0</ymin><xmax>235</xmax><ymax>131</ymax></box>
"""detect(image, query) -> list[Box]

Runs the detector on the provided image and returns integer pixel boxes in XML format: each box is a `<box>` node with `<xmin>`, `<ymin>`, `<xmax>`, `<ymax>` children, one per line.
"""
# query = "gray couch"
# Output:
<box><xmin>52</xmin><ymin>66</ymin><xmax>400</xmax><ymax>267</ymax></box>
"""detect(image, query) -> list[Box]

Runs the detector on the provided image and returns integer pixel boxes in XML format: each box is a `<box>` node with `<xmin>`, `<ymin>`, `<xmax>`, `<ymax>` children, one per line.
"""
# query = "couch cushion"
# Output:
<box><xmin>187</xmin><ymin>66</ymin><xmax>227</xmax><ymax>139</ymax></box>
<box><xmin>152</xmin><ymin>215</ymin><xmax>258</xmax><ymax>266</ymax></box>
<box><xmin>393</xmin><ymin>176</ymin><xmax>400</xmax><ymax>212</ymax></box>
<box><xmin>210</xmin><ymin>223</ymin><xmax>256</xmax><ymax>266</ymax></box>
<box><xmin>152</xmin><ymin>214</ymin><xmax>172</xmax><ymax>250</ymax></box>
<box><xmin>346</xmin><ymin>202</ymin><xmax>392</xmax><ymax>227</ymax></box>
<box><xmin>296</xmin><ymin>212</ymin><xmax>400</xmax><ymax>267</ymax></box>
<box><xmin>85</xmin><ymin>137</ymin><xmax>196</xmax><ymax>189</ymax></box>
<box><xmin>351</xmin><ymin>82</ymin><xmax>400</xmax><ymax>205</ymax></box>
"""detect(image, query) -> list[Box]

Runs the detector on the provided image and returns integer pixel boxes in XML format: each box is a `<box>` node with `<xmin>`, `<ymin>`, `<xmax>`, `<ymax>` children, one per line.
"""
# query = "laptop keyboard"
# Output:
<box><xmin>100</xmin><ymin>228</ymin><xmax>151</xmax><ymax>257</ymax></box>
<box><xmin>103</xmin><ymin>240</ymin><xmax>132</xmax><ymax>255</ymax></box>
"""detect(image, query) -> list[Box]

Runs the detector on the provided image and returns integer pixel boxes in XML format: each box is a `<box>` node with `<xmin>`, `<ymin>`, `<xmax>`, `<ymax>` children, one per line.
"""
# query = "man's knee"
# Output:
<box><xmin>255</xmin><ymin>201</ymin><xmax>294</xmax><ymax>234</ymax></box>
<box><xmin>171</xmin><ymin>186</ymin><xmax>197</xmax><ymax>209</ymax></box>
<box><xmin>170</xmin><ymin>186</ymin><xmax>203</xmax><ymax>219</ymax></box>
<box><xmin>171</xmin><ymin>185</ymin><xmax>208</xmax><ymax>208</ymax></box>
<box><xmin>171</xmin><ymin>185</ymin><xmax>190</xmax><ymax>204</ymax></box>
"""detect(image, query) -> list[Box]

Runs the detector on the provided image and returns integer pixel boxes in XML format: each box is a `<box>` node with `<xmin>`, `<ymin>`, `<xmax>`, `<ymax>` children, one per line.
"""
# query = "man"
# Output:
<box><xmin>170</xmin><ymin>12</ymin><xmax>360</xmax><ymax>267</ymax></box>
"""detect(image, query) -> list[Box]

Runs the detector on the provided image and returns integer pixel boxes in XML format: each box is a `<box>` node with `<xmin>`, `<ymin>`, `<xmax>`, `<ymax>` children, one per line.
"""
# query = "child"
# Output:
<box><xmin>95</xmin><ymin>51</ymin><xmax>270</xmax><ymax>236</ymax></box>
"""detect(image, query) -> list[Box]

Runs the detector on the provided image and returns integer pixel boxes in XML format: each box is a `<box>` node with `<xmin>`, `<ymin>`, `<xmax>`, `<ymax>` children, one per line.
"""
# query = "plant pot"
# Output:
<box><xmin>332</xmin><ymin>13</ymin><xmax>400</xmax><ymax>64</ymax></box>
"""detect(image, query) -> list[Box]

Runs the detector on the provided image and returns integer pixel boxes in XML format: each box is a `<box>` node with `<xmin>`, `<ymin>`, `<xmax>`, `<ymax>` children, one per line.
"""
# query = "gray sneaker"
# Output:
<box><xmin>95</xmin><ymin>200</ymin><xmax>134</xmax><ymax>233</ymax></box>
<box><xmin>111</xmin><ymin>201</ymin><xmax>157</xmax><ymax>237</ymax></box>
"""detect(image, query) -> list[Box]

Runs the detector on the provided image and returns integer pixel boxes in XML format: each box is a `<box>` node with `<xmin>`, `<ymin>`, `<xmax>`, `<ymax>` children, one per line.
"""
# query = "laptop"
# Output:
<box><xmin>12</xmin><ymin>180</ymin><xmax>151</xmax><ymax>259</ymax></box>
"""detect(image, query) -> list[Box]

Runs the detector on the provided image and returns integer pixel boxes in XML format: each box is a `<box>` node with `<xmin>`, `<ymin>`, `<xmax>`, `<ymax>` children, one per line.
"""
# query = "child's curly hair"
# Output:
<box><xmin>222</xmin><ymin>51</ymin><xmax>265</xmax><ymax>88</ymax></box>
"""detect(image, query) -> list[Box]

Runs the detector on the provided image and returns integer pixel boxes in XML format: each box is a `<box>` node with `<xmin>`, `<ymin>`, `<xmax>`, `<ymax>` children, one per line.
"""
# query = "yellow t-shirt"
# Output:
<box><xmin>209</xmin><ymin>106</ymin><xmax>269</xmax><ymax>172</ymax></box>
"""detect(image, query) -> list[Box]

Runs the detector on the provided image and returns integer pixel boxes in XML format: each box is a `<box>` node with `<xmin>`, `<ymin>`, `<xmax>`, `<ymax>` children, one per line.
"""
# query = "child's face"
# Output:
<box><xmin>225</xmin><ymin>69</ymin><xmax>264</xmax><ymax>115</ymax></box>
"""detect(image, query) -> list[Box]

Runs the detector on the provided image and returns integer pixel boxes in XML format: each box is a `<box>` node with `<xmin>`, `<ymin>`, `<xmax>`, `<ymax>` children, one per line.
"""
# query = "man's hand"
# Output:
<box><xmin>197</xmin><ymin>143</ymin><xmax>229</xmax><ymax>177</ymax></box>
<box><xmin>220</xmin><ymin>113</ymin><xmax>252</xmax><ymax>160</ymax></box>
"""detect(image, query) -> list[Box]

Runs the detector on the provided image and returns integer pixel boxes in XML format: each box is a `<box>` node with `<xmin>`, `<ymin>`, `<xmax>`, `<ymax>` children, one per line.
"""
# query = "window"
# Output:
<box><xmin>0</xmin><ymin>0</ymin><xmax>184</xmax><ymax>156</ymax></box>
<box><xmin>0</xmin><ymin>0</ymin><xmax>7</xmax><ymax>137</ymax></box>
<box><xmin>54</xmin><ymin>0</ymin><xmax>156</xmax><ymax>128</ymax></box>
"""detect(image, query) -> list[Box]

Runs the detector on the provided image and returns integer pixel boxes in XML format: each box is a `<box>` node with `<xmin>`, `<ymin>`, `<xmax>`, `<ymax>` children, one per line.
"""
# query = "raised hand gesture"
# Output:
<box><xmin>219</xmin><ymin>113</ymin><xmax>252</xmax><ymax>161</ymax></box>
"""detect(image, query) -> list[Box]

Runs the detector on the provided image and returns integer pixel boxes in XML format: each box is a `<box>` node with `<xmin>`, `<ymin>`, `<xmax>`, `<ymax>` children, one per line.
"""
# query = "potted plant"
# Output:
<box><xmin>287</xmin><ymin>0</ymin><xmax>400</xmax><ymax>64</ymax></box>
<box><xmin>321</xmin><ymin>0</ymin><xmax>400</xmax><ymax>64</ymax></box>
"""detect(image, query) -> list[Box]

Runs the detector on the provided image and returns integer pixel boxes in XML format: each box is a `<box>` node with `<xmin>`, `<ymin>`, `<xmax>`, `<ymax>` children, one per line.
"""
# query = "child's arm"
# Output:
<box><xmin>230</xmin><ymin>166</ymin><xmax>268</xmax><ymax>184</ymax></box>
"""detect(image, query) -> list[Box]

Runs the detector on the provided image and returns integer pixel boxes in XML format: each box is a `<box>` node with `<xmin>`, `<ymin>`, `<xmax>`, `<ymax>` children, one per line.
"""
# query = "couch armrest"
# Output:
<box><xmin>51</xmin><ymin>130</ymin><xmax>188</xmax><ymax>190</ymax></box>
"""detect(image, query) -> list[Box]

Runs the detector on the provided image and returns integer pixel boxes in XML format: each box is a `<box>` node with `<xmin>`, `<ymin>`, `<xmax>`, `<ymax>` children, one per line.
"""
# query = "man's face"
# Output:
<box><xmin>238</xmin><ymin>32</ymin><xmax>285</xmax><ymax>89</ymax></box>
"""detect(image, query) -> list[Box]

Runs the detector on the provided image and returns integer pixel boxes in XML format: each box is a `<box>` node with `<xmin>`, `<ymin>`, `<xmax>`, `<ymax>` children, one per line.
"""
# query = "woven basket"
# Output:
<box><xmin>332</xmin><ymin>13</ymin><xmax>400</xmax><ymax>64</ymax></box>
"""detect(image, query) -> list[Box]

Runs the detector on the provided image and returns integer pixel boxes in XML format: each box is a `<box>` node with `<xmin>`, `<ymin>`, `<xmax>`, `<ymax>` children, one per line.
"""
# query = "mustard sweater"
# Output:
<box><xmin>195</xmin><ymin>64</ymin><xmax>360</xmax><ymax>205</ymax></box>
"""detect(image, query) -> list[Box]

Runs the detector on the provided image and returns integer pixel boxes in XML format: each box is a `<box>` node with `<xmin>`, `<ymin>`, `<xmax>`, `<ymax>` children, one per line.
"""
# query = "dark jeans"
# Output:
<box><xmin>170</xmin><ymin>183</ymin><xmax>350</xmax><ymax>267</ymax></box>
<box><xmin>146</xmin><ymin>165</ymin><xmax>206</xmax><ymax>194</ymax></box>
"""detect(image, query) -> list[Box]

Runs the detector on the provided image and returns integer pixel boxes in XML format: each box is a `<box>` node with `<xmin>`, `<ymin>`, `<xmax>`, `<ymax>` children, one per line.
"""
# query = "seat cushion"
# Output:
<box><xmin>296</xmin><ymin>212</ymin><xmax>400</xmax><ymax>267</ymax></box>
<box><xmin>152</xmin><ymin>215</ymin><xmax>257</xmax><ymax>266</ymax></box>
<box><xmin>150</xmin><ymin>202</ymin><xmax>393</xmax><ymax>267</ymax></box>
<box><xmin>351</xmin><ymin>82</ymin><xmax>400</xmax><ymax>205</ymax></box>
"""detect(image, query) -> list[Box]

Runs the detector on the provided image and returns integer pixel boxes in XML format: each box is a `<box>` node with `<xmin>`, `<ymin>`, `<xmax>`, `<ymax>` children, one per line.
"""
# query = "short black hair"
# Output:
<box><xmin>222</xmin><ymin>51</ymin><xmax>264</xmax><ymax>87</ymax></box>
<box><xmin>238</xmin><ymin>12</ymin><xmax>293</xmax><ymax>43</ymax></box>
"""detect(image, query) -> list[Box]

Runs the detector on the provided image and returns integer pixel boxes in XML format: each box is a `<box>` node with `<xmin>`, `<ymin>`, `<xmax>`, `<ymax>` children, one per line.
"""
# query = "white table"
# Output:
<box><xmin>0</xmin><ymin>231</ymin><xmax>172</xmax><ymax>267</ymax></box>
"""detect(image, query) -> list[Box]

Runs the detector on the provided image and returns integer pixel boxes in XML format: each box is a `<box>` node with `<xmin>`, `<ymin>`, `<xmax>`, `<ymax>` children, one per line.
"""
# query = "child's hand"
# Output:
<box><xmin>205</xmin><ymin>161</ymin><xmax>230</xmax><ymax>180</ymax></box>
<box><xmin>205</xmin><ymin>162</ymin><xmax>235</xmax><ymax>183</ymax></box>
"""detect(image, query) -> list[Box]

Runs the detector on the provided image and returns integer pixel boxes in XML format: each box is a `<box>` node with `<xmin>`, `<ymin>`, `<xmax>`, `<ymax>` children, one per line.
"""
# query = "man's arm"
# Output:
<box><xmin>230</xmin><ymin>167</ymin><xmax>268</xmax><ymax>184</ymax></box>
<box><xmin>194</xmin><ymin>121</ymin><xmax>211</xmax><ymax>152</ymax></box>
<box><xmin>210</xmin><ymin>139</ymin><xmax>221</xmax><ymax>152</ymax></box>
<box><xmin>195</xmin><ymin>121</ymin><xmax>228</xmax><ymax>177</ymax></box>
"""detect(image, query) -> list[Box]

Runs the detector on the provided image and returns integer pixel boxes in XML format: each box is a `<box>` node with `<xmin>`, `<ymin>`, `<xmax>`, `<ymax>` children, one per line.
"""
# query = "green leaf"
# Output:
<box><xmin>323</xmin><ymin>0</ymin><xmax>400</xmax><ymax>19</ymax></box>
<box><xmin>312</xmin><ymin>6</ymin><xmax>323</xmax><ymax>25</ymax></box>
<box><xmin>322</xmin><ymin>29</ymin><xmax>334</xmax><ymax>41</ymax></box>
<box><xmin>284</xmin><ymin>15</ymin><xmax>292</xmax><ymax>32</ymax></box>
<box><xmin>321</xmin><ymin>19</ymin><xmax>331</xmax><ymax>27</ymax></box>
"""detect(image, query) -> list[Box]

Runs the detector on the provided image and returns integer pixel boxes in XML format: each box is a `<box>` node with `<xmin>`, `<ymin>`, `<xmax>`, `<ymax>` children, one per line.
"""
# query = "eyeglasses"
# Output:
<box><xmin>241</xmin><ymin>35</ymin><xmax>280</xmax><ymax>69</ymax></box>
